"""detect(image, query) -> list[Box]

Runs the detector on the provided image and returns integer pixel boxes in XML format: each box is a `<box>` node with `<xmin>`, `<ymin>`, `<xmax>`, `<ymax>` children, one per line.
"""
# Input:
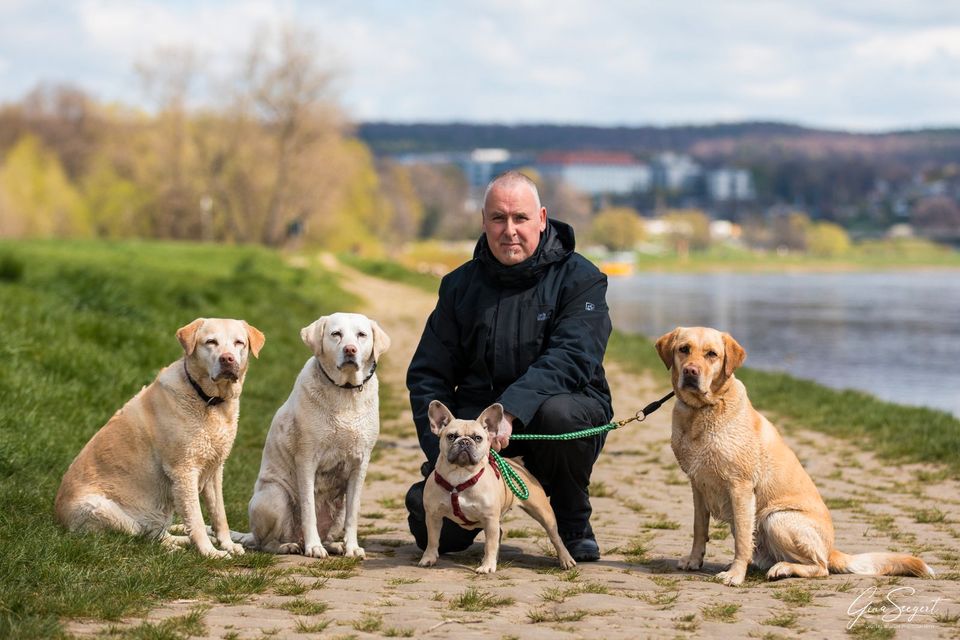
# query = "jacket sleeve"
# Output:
<box><xmin>497</xmin><ymin>264</ymin><xmax>611</xmax><ymax>427</ymax></box>
<box><xmin>406</xmin><ymin>276</ymin><xmax>465</xmax><ymax>463</ymax></box>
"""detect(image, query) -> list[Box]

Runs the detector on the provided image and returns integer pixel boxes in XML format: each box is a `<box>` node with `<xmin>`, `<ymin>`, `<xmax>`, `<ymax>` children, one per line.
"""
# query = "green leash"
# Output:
<box><xmin>489</xmin><ymin>391</ymin><xmax>675</xmax><ymax>500</ymax></box>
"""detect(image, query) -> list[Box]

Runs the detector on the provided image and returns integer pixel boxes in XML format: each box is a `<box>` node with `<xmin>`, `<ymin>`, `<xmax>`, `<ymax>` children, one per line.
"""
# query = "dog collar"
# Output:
<box><xmin>315</xmin><ymin>358</ymin><xmax>377</xmax><ymax>391</ymax></box>
<box><xmin>183</xmin><ymin>361</ymin><xmax>224</xmax><ymax>406</ymax></box>
<box><xmin>433</xmin><ymin>454</ymin><xmax>502</xmax><ymax>526</ymax></box>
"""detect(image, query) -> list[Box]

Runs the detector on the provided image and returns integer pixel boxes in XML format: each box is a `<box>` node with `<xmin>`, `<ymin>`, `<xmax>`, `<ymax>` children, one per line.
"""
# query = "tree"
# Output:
<box><xmin>0</xmin><ymin>134</ymin><xmax>88</xmax><ymax>238</ymax></box>
<box><xmin>663</xmin><ymin>208</ymin><xmax>711</xmax><ymax>254</ymax></box>
<box><xmin>911</xmin><ymin>196</ymin><xmax>960</xmax><ymax>235</ymax></box>
<box><xmin>770</xmin><ymin>210</ymin><xmax>811</xmax><ymax>251</ymax></box>
<box><xmin>806</xmin><ymin>222</ymin><xmax>850</xmax><ymax>257</ymax></box>
<box><xmin>591</xmin><ymin>207</ymin><xmax>643</xmax><ymax>251</ymax></box>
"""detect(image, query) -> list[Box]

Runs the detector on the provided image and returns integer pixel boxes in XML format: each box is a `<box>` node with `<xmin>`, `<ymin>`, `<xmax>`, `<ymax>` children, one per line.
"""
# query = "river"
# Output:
<box><xmin>606</xmin><ymin>270</ymin><xmax>960</xmax><ymax>418</ymax></box>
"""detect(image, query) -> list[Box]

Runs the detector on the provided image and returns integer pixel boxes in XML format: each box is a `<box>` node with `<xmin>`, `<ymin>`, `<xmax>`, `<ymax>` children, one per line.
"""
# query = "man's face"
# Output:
<box><xmin>482</xmin><ymin>183</ymin><xmax>547</xmax><ymax>266</ymax></box>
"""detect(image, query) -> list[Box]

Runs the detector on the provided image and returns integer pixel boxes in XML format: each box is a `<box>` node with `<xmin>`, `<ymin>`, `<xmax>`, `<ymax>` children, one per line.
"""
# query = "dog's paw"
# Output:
<box><xmin>278</xmin><ymin>542</ymin><xmax>302</xmax><ymax>554</ymax></box>
<box><xmin>418</xmin><ymin>553</ymin><xmax>438</xmax><ymax>568</ymax></box>
<box><xmin>326</xmin><ymin>541</ymin><xmax>345</xmax><ymax>555</ymax></box>
<box><xmin>199</xmin><ymin>547</ymin><xmax>230</xmax><ymax>559</ymax></box>
<box><xmin>475</xmin><ymin>563</ymin><xmax>497</xmax><ymax>574</ymax></box>
<box><xmin>766</xmin><ymin>562</ymin><xmax>794</xmax><ymax>580</ymax></box>
<box><xmin>221</xmin><ymin>541</ymin><xmax>245</xmax><ymax>556</ymax></box>
<box><xmin>303</xmin><ymin>543</ymin><xmax>329</xmax><ymax>559</ymax></box>
<box><xmin>344</xmin><ymin>545</ymin><xmax>365</xmax><ymax>559</ymax></box>
<box><xmin>677</xmin><ymin>555</ymin><xmax>703</xmax><ymax>571</ymax></box>
<box><xmin>559</xmin><ymin>556</ymin><xmax>577</xmax><ymax>570</ymax></box>
<box><xmin>716</xmin><ymin>569</ymin><xmax>745</xmax><ymax>586</ymax></box>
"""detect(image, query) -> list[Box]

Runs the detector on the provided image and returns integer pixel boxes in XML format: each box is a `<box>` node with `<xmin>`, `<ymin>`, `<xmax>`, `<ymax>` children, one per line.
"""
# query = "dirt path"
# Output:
<box><xmin>71</xmin><ymin>262</ymin><xmax>960</xmax><ymax>639</ymax></box>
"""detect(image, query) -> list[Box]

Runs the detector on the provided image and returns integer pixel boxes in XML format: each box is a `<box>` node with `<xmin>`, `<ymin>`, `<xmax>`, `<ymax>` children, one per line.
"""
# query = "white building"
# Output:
<box><xmin>536</xmin><ymin>151</ymin><xmax>652</xmax><ymax>196</ymax></box>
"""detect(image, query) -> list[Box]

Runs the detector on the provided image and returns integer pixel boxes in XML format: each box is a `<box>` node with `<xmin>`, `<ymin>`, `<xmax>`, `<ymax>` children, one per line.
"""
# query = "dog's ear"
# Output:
<box><xmin>300</xmin><ymin>316</ymin><xmax>327</xmax><ymax>354</ymax></box>
<box><xmin>722</xmin><ymin>332</ymin><xmax>746</xmax><ymax>377</ymax></box>
<box><xmin>478</xmin><ymin>403</ymin><xmax>505</xmax><ymax>440</ymax></box>
<box><xmin>176</xmin><ymin>318</ymin><xmax>205</xmax><ymax>356</ymax></box>
<box><xmin>370</xmin><ymin>320</ymin><xmax>391</xmax><ymax>360</ymax></box>
<box><xmin>243</xmin><ymin>321</ymin><xmax>266</xmax><ymax>358</ymax></box>
<box><xmin>655</xmin><ymin>328</ymin><xmax>681</xmax><ymax>369</ymax></box>
<box><xmin>428</xmin><ymin>400</ymin><xmax>455</xmax><ymax>435</ymax></box>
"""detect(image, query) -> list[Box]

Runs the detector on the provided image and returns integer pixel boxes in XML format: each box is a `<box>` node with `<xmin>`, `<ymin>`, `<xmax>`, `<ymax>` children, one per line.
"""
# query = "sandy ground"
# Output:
<box><xmin>69</xmin><ymin>261</ymin><xmax>960</xmax><ymax>639</ymax></box>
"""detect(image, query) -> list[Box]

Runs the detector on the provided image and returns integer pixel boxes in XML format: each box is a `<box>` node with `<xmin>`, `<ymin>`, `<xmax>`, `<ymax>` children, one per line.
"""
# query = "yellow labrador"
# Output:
<box><xmin>239</xmin><ymin>313</ymin><xmax>389</xmax><ymax>558</ymax></box>
<box><xmin>655</xmin><ymin>326</ymin><xmax>933</xmax><ymax>585</ymax></box>
<box><xmin>55</xmin><ymin>318</ymin><xmax>264</xmax><ymax>557</ymax></box>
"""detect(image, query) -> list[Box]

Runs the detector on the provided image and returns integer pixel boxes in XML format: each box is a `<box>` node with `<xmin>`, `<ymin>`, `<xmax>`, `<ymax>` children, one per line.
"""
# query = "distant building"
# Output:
<box><xmin>652</xmin><ymin>152</ymin><xmax>701</xmax><ymax>192</ymax></box>
<box><xmin>707</xmin><ymin>167</ymin><xmax>755</xmax><ymax>201</ymax></box>
<box><xmin>536</xmin><ymin>151</ymin><xmax>652</xmax><ymax>196</ymax></box>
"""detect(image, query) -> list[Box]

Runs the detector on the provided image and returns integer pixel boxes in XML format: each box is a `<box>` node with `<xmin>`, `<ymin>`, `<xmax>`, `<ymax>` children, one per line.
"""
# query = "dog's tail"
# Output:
<box><xmin>829</xmin><ymin>549</ymin><xmax>934</xmax><ymax>577</ymax></box>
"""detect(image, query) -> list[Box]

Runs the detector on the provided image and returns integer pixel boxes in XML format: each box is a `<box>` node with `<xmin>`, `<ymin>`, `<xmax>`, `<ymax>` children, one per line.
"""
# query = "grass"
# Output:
<box><xmin>337</xmin><ymin>253</ymin><xmax>440</xmax><ymax>294</ymax></box>
<box><xmin>101</xmin><ymin>606</ymin><xmax>209</xmax><ymax>639</ymax></box>
<box><xmin>449</xmin><ymin>587</ymin><xmax>515</xmax><ymax>611</ymax></box>
<box><xmin>275</xmin><ymin>598</ymin><xmax>329</xmax><ymax>616</ymax></box>
<box><xmin>0</xmin><ymin>240</ymin><xmax>361</xmax><ymax>637</ymax></box>
<box><xmin>701</xmin><ymin>602</ymin><xmax>741</xmax><ymax>623</ymax></box>
<box><xmin>608</xmin><ymin>329</ymin><xmax>960</xmax><ymax>476</ymax></box>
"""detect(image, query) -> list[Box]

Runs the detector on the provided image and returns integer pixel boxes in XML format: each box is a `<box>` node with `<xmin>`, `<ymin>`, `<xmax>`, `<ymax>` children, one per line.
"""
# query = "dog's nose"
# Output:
<box><xmin>219</xmin><ymin>353</ymin><xmax>236</xmax><ymax>366</ymax></box>
<box><xmin>343</xmin><ymin>344</ymin><xmax>358</xmax><ymax>356</ymax></box>
<box><xmin>682</xmin><ymin>364</ymin><xmax>699</xmax><ymax>378</ymax></box>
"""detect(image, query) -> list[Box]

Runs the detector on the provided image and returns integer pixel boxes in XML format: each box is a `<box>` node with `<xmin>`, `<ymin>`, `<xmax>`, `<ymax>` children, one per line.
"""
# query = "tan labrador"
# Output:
<box><xmin>55</xmin><ymin>318</ymin><xmax>264</xmax><ymax>557</ymax></box>
<box><xmin>238</xmin><ymin>313</ymin><xmax>389</xmax><ymax>559</ymax></box>
<box><xmin>655</xmin><ymin>326</ymin><xmax>933</xmax><ymax>585</ymax></box>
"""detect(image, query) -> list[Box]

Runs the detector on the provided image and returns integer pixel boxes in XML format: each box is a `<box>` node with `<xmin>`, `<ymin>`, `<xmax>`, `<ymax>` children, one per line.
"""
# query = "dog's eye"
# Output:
<box><xmin>205</xmin><ymin>339</ymin><xmax>218</xmax><ymax>346</ymax></box>
<box><xmin>707</xmin><ymin>350</ymin><xmax>718</xmax><ymax>358</ymax></box>
<box><xmin>447</xmin><ymin>433</ymin><xmax>457</xmax><ymax>441</ymax></box>
<box><xmin>472</xmin><ymin>435</ymin><xmax>483</xmax><ymax>443</ymax></box>
<box><xmin>357</xmin><ymin>331</ymin><xmax>367</xmax><ymax>339</ymax></box>
<box><xmin>678</xmin><ymin>345</ymin><xmax>690</xmax><ymax>354</ymax></box>
<box><xmin>235</xmin><ymin>340</ymin><xmax>245</xmax><ymax>348</ymax></box>
<box><xmin>331</xmin><ymin>331</ymin><xmax>342</xmax><ymax>338</ymax></box>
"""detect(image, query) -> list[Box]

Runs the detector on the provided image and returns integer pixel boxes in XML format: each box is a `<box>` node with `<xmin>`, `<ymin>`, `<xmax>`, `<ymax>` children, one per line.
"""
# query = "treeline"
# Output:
<box><xmin>0</xmin><ymin>27</ymin><xmax>474</xmax><ymax>251</ymax></box>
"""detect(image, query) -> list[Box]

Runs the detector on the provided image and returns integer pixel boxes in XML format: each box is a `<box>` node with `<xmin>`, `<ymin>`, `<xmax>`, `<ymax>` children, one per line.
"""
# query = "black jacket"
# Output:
<box><xmin>407</xmin><ymin>219</ymin><xmax>613</xmax><ymax>463</ymax></box>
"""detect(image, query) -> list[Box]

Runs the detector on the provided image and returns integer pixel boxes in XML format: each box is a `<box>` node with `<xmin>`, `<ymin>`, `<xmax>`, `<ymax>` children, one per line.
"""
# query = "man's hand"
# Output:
<box><xmin>492</xmin><ymin>410</ymin><xmax>514</xmax><ymax>452</ymax></box>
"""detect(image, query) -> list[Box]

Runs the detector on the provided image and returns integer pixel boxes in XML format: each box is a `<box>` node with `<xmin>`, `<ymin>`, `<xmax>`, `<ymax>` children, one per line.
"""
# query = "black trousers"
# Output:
<box><xmin>406</xmin><ymin>393</ymin><xmax>608</xmax><ymax>552</ymax></box>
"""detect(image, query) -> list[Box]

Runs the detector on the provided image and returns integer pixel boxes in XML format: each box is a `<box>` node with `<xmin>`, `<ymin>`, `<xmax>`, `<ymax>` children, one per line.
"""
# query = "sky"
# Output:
<box><xmin>1</xmin><ymin>0</ymin><xmax>959</xmax><ymax>132</ymax></box>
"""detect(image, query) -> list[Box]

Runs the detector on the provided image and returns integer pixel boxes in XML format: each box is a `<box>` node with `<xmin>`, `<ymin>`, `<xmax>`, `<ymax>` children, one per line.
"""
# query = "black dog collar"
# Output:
<box><xmin>316</xmin><ymin>358</ymin><xmax>377</xmax><ymax>391</ymax></box>
<box><xmin>183</xmin><ymin>361</ymin><xmax>225</xmax><ymax>406</ymax></box>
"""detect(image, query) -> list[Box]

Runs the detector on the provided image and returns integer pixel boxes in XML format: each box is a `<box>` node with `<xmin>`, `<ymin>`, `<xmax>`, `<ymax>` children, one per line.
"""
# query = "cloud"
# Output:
<box><xmin>0</xmin><ymin>0</ymin><xmax>958</xmax><ymax>130</ymax></box>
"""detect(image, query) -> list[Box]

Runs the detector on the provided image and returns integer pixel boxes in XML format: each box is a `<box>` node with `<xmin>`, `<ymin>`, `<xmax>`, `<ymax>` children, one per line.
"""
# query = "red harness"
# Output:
<box><xmin>433</xmin><ymin>454</ymin><xmax>502</xmax><ymax>526</ymax></box>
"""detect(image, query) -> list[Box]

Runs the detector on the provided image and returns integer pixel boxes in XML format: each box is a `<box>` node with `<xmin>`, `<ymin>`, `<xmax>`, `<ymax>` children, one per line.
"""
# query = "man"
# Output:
<box><xmin>406</xmin><ymin>170</ymin><xmax>613</xmax><ymax>561</ymax></box>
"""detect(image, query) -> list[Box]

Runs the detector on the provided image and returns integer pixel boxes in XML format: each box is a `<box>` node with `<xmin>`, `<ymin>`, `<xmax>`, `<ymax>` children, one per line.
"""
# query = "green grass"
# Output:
<box><xmin>337</xmin><ymin>253</ymin><xmax>440</xmax><ymax>293</ymax></box>
<box><xmin>449</xmin><ymin>587</ymin><xmax>515</xmax><ymax>611</ymax></box>
<box><xmin>608</xmin><ymin>330</ymin><xmax>960</xmax><ymax>476</ymax></box>
<box><xmin>0</xmin><ymin>239</ymin><xmax>360</xmax><ymax>637</ymax></box>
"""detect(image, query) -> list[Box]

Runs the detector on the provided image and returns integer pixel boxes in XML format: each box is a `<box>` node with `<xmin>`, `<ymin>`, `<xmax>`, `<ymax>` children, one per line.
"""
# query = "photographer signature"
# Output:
<box><xmin>848</xmin><ymin>586</ymin><xmax>944</xmax><ymax>629</ymax></box>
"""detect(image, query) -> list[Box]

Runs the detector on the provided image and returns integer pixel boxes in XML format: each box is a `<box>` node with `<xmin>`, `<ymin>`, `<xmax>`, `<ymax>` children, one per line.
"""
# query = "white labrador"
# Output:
<box><xmin>55</xmin><ymin>318</ymin><xmax>265</xmax><ymax>557</ymax></box>
<box><xmin>239</xmin><ymin>312</ymin><xmax>390</xmax><ymax>558</ymax></box>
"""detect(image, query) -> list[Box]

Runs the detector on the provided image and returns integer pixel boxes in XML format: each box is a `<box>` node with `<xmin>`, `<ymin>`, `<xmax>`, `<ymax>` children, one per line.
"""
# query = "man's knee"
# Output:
<box><xmin>529</xmin><ymin>394</ymin><xmax>607</xmax><ymax>436</ymax></box>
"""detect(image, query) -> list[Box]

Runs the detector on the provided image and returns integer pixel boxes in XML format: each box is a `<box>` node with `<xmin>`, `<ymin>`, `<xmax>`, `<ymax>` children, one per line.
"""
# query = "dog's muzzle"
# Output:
<box><xmin>447</xmin><ymin>439</ymin><xmax>481</xmax><ymax>466</ymax></box>
<box><xmin>681</xmin><ymin>375</ymin><xmax>700</xmax><ymax>390</ymax></box>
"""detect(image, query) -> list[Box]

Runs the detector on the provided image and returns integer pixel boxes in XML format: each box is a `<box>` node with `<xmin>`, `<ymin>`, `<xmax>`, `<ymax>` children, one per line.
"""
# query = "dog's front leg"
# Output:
<box><xmin>171</xmin><ymin>467</ymin><xmax>226</xmax><ymax>558</ymax></box>
<box><xmin>678</xmin><ymin>483</ymin><xmax>710</xmax><ymax>571</ymax></box>
<box><xmin>341</xmin><ymin>457</ymin><xmax>369</xmax><ymax>558</ymax></box>
<box><xmin>475</xmin><ymin>518</ymin><xmax>500</xmax><ymax>574</ymax></box>
<box><xmin>295</xmin><ymin>455</ymin><xmax>327</xmax><ymax>558</ymax></box>
<box><xmin>202</xmin><ymin>465</ymin><xmax>244</xmax><ymax>555</ymax></box>
<box><xmin>418</xmin><ymin>508</ymin><xmax>443</xmax><ymax>567</ymax></box>
<box><xmin>716</xmin><ymin>483</ymin><xmax>756</xmax><ymax>586</ymax></box>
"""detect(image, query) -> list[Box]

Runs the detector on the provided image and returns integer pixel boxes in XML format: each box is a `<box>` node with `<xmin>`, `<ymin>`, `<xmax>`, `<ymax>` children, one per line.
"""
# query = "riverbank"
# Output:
<box><xmin>81</xmin><ymin>252</ymin><xmax>960</xmax><ymax>639</ymax></box>
<box><xmin>3</xmin><ymin>243</ymin><xmax>959</xmax><ymax>638</ymax></box>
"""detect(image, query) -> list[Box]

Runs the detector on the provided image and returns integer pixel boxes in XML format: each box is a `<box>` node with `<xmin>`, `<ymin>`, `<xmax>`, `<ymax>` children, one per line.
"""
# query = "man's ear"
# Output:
<box><xmin>176</xmin><ymin>318</ymin><xmax>205</xmax><ymax>356</ymax></box>
<box><xmin>370</xmin><ymin>320</ymin><xmax>391</xmax><ymax>360</ymax></box>
<box><xmin>300</xmin><ymin>316</ymin><xmax>327</xmax><ymax>354</ymax></box>
<box><xmin>477</xmin><ymin>403</ymin><xmax>505</xmax><ymax>440</ymax></box>
<box><xmin>722</xmin><ymin>332</ymin><xmax>746</xmax><ymax>377</ymax></box>
<box><xmin>243</xmin><ymin>321</ymin><xmax>265</xmax><ymax>358</ymax></box>
<box><xmin>428</xmin><ymin>400</ymin><xmax>455</xmax><ymax>436</ymax></box>
<box><xmin>655</xmin><ymin>328</ymin><xmax>681</xmax><ymax>370</ymax></box>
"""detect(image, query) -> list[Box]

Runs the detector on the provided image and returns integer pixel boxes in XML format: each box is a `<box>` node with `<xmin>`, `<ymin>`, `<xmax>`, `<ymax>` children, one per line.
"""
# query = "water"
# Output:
<box><xmin>606</xmin><ymin>271</ymin><xmax>960</xmax><ymax>418</ymax></box>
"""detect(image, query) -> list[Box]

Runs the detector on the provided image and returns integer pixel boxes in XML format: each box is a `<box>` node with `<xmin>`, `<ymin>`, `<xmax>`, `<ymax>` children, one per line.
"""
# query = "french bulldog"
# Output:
<box><xmin>417</xmin><ymin>400</ymin><xmax>576</xmax><ymax>574</ymax></box>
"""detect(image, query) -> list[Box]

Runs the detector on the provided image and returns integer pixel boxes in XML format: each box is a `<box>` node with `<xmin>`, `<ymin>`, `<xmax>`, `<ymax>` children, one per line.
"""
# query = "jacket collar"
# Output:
<box><xmin>474</xmin><ymin>219</ymin><xmax>575</xmax><ymax>288</ymax></box>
